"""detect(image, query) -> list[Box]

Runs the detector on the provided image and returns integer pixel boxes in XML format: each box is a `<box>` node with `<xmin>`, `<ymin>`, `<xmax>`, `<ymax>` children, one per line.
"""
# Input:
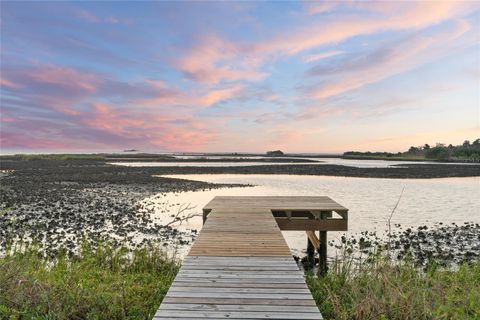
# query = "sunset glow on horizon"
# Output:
<box><xmin>1</xmin><ymin>1</ymin><xmax>479</xmax><ymax>154</ymax></box>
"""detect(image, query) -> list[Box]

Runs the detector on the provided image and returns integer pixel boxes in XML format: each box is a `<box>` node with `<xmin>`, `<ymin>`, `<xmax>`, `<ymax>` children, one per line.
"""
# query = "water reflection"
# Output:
<box><xmin>143</xmin><ymin>174</ymin><xmax>480</xmax><ymax>258</ymax></box>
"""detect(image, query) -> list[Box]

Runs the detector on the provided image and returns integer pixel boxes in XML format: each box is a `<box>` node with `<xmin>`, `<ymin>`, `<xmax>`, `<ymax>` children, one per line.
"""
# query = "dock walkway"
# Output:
<box><xmin>155</xmin><ymin>196</ymin><xmax>348</xmax><ymax>319</ymax></box>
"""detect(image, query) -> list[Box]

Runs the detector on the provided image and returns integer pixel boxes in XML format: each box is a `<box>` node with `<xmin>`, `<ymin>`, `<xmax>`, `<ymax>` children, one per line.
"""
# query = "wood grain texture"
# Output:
<box><xmin>155</xmin><ymin>257</ymin><xmax>323</xmax><ymax>319</ymax></box>
<box><xmin>203</xmin><ymin>196</ymin><xmax>348</xmax><ymax>232</ymax></box>
<box><xmin>204</xmin><ymin>196</ymin><xmax>347</xmax><ymax>212</ymax></box>
<box><xmin>190</xmin><ymin>209</ymin><xmax>291</xmax><ymax>257</ymax></box>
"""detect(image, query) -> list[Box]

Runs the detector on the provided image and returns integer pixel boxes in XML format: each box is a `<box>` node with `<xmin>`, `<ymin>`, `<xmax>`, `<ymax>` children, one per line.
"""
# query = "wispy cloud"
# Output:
<box><xmin>306</xmin><ymin>20</ymin><xmax>472</xmax><ymax>99</ymax></box>
<box><xmin>0</xmin><ymin>78</ymin><xmax>22</xmax><ymax>89</ymax></box>
<box><xmin>302</xmin><ymin>1</ymin><xmax>341</xmax><ymax>15</ymax></box>
<box><xmin>77</xmin><ymin>9</ymin><xmax>133</xmax><ymax>25</ymax></box>
<box><xmin>177</xmin><ymin>35</ymin><xmax>266</xmax><ymax>86</ymax></box>
<box><xmin>174</xmin><ymin>1</ymin><xmax>477</xmax><ymax>88</ymax></box>
<box><xmin>0</xmin><ymin>61</ymin><xmax>233</xmax><ymax>151</ymax></box>
<box><xmin>303</xmin><ymin>51</ymin><xmax>344</xmax><ymax>63</ymax></box>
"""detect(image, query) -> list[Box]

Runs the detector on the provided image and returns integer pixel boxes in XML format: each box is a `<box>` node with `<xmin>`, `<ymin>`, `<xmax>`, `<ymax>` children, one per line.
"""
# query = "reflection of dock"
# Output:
<box><xmin>155</xmin><ymin>196</ymin><xmax>348</xmax><ymax>319</ymax></box>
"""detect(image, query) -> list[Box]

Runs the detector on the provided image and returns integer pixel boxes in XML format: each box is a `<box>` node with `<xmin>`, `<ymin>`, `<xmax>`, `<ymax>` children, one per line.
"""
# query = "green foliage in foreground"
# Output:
<box><xmin>307</xmin><ymin>258</ymin><xmax>480</xmax><ymax>320</ymax></box>
<box><xmin>0</xmin><ymin>243</ymin><xmax>179</xmax><ymax>320</ymax></box>
<box><xmin>2</xmin><ymin>242</ymin><xmax>479</xmax><ymax>320</ymax></box>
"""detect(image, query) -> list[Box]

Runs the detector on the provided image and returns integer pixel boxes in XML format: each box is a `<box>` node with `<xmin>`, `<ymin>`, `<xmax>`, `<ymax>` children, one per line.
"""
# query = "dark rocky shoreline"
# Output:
<box><xmin>0</xmin><ymin>160</ymin><xmax>240</xmax><ymax>256</ymax></box>
<box><xmin>118</xmin><ymin>162</ymin><xmax>480</xmax><ymax>179</ymax></box>
<box><xmin>327</xmin><ymin>222</ymin><xmax>480</xmax><ymax>268</ymax></box>
<box><xmin>107</xmin><ymin>157</ymin><xmax>320</xmax><ymax>163</ymax></box>
<box><xmin>2</xmin><ymin>158</ymin><xmax>479</xmax><ymax>179</ymax></box>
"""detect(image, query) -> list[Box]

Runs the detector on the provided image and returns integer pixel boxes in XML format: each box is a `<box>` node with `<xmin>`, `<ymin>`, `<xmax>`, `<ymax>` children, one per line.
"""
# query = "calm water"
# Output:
<box><xmin>142</xmin><ymin>174</ymin><xmax>480</xmax><ymax>258</ymax></box>
<box><xmin>110</xmin><ymin>161</ymin><xmax>317</xmax><ymax>167</ymax></box>
<box><xmin>111</xmin><ymin>156</ymin><xmax>472</xmax><ymax>168</ymax></box>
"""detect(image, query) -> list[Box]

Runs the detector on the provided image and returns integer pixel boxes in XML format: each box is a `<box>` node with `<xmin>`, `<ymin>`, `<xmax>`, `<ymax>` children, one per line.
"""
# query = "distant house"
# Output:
<box><xmin>266</xmin><ymin>150</ymin><xmax>284</xmax><ymax>157</ymax></box>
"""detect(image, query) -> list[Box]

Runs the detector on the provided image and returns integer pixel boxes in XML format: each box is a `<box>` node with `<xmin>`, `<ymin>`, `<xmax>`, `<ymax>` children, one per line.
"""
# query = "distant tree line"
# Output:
<box><xmin>344</xmin><ymin>139</ymin><xmax>480</xmax><ymax>162</ymax></box>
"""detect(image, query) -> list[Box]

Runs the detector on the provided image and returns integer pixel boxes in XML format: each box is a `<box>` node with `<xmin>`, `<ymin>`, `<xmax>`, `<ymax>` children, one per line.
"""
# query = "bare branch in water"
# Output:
<box><xmin>165</xmin><ymin>203</ymin><xmax>200</xmax><ymax>227</ymax></box>
<box><xmin>388</xmin><ymin>186</ymin><xmax>405</xmax><ymax>252</ymax></box>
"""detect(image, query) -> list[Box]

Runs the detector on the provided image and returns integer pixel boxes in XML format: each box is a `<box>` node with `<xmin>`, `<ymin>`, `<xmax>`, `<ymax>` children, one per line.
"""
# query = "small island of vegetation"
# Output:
<box><xmin>266</xmin><ymin>150</ymin><xmax>285</xmax><ymax>157</ymax></box>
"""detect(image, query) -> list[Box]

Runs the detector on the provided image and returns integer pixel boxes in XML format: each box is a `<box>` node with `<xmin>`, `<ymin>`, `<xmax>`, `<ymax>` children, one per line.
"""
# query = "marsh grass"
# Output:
<box><xmin>306</xmin><ymin>253</ymin><xmax>480</xmax><ymax>320</ymax></box>
<box><xmin>0</xmin><ymin>242</ymin><xmax>179</xmax><ymax>320</ymax></box>
<box><xmin>1</xmin><ymin>240</ymin><xmax>479</xmax><ymax>320</ymax></box>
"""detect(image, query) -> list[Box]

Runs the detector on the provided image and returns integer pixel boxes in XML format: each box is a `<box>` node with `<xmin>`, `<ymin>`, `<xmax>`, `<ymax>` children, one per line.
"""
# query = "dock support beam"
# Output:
<box><xmin>306</xmin><ymin>237</ymin><xmax>315</xmax><ymax>269</ymax></box>
<box><xmin>318</xmin><ymin>211</ymin><xmax>329</xmax><ymax>275</ymax></box>
<box><xmin>318</xmin><ymin>230</ymin><xmax>327</xmax><ymax>275</ymax></box>
<box><xmin>202</xmin><ymin>209</ymin><xmax>210</xmax><ymax>225</ymax></box>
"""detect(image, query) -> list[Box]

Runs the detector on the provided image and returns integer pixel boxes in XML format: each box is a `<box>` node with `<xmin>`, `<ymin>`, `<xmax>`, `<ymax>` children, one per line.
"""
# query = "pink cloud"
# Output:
<box><xmin>266</xmin><ymin>129</ymin><xmax>305</xmax><ymax>148</ymax></box>
<box><xmin>177</xmin><ymin>35</ymin><xmax>265</xmax><ymax>85</ymax></box>
<box><xmin>3</xmin><ymin>64</ymin><xmax>100</xmax><ymax>99</ymax></box>
<box><xmin>141</xmin><ymin>83</ymin><xmax>244</xmax><ymax>108</ymax></box>
<box><xmin>3</xmin><ymin>64</ymin><xmax>103</xmax><ymax>116</ymax></box>
<box><xmin>257</xmin><ymin>2</ymin><xmax>475</xmax><ymax>56</ymax></box>
<box><xmin>2</xmin><ymin>65</ymin><xmax>93</xmax><ymax>114</ymax></box>
<box><xmin>303</xmin><ymin>51</ymin><xmax>344</xmax><ymax>63</ymax></box>
<box><xmin>77</xmin><ymin>9</ymin><xmax>99</xmax><ymax>23</ymax></box>
<box><xmin>307</xmin><ymin>20</ymin><xmax>471</xmax><ymax>99</ymax></box>
<box><xmin>2</xmin><ymin>61</ymin><xmax>240</xmax><ymax>151</ymax></box>
<box><xmin>302</xmin><ymin>1</ymin><xmax>341</xmax><ymax>15</ymax></box>
<box><xmin>45</xmin><ymin>97</ymin><xmax>83</xmax><ymax>116</ymax></box>
<box><xmin>198</xmin><ymin>85</ymin><xmax>244</xmax><ymax>106</ymax></box>
<box><xmin>77</xmin><ymin>9</ymin><xmax>133</xmax><ymax>25</ymax></box>
<box><xmin>303</xmin><ymin>1</ymin><xmax>437</xmax><ymax>17</ymax></box>
<box><xmin>345</xmin><ymin>128</ymin><xmax>480</xmax><ymax>153</ymax></box>
<box><xmin>293</xmin><ymin>105</ymin><xmax>345</xmax><ymax>121</ymax></box>
<box><xmin>0</xmin><ymin>78</ymin><xmax>22</xmax><ymax>89</ymax></box>
<box><xmin>149</xmin><ymin>126</ymin><xmax>214</xmax><ymax>149</ymax></box>
<box><xmin>0</xmin><ymin>131</ymin><xmax>71</xmax><ymax>150</ymax></box>
<box><xmin>29</xmin><ymin>65</ymin><xmax>98</xmax><ymax>92</ymax></box>
<box><xmin>74</xmin><ymin>102</ymin><xmax>219</xmax><ymax>150</ymax></box>
<box><xmin>0</xmin><ymin>117</ymin><xmax>16</xmax><ymax>123</ymax></box>
<box><xmin>92</xmin><ymin>103</ymin><xmax>111</xmax><ymax>114</ymax></box>
<box><xmin>84</xmin><ymin>103</ymin><xmax>149</xmax><ymax>135</ymax></box>
<box><xmin>2</xmin><ymin>101</ymin><xmax>219</xmax><ymax>151</ymax></box>
<box><xmin>105</xmin><ymin>16</ymin><xmax>133</xmax><ymax>25</ymax></box>
<box><xmin>176</xmin><ymin>1</ymin><xmax>477</xmax><ymax>88</ymax></box>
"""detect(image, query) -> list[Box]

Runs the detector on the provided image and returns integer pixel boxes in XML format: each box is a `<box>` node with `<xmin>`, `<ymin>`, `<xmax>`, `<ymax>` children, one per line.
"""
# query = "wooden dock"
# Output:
<box><xmin>154</xmin><ymin>196</ymin><xmax>348</xmax><ymax>319</ymax></box>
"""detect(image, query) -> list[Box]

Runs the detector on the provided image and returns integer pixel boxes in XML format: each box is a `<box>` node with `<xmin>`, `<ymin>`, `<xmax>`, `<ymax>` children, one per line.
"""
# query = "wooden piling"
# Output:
<box><xmin>318</xmin><ymin>211</ymin><xmax>329</xmax><ymax>275</ymax></box>
<box><xmin>306</xmin><ymin>237</ymin><xmax>315</xmax><ymax>268</ymax></box>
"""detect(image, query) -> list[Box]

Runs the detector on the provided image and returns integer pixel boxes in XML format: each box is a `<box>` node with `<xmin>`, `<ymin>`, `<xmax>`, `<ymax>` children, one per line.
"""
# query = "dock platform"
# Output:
<box><xmin>154</xmin><ymin>196</ymin><xmax>348</xmax><ymax>319</ymax></box>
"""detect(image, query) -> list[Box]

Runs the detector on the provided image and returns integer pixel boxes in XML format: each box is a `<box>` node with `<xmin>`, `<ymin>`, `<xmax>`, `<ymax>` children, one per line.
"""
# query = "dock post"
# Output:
<box><xmin>202</xmin><ymin>209</ymin><xmax>209</xmax><ymax>225</ymax></box>
<box><xmin>318</xmin><ymin>211</ymin><xmax>329</xmax><ymax>275</ymax></box>
<box><xmin>318</xmin><ymin>230</ymin><xmax>327</xmax><ymax>275</ymax></box>
<box><xmin>306</xmin><ymin>238</ymin><xmax>315</xmax><ymax>269</ymax></box>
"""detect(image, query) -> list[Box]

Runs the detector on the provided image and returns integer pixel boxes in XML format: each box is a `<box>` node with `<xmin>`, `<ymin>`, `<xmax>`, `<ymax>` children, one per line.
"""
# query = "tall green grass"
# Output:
<box><xmin>2</xmin><ymin>241</ymin><xmax>478</xmax><ymax>320</ymax></box>
<box><xmin>0</xmin><ymin>243</ymin><xmax>179</xmax><ymax>320</ymax></box>
<box><xmin>306</xmin><ymin>256</ymin><xmax>480</xmax><ymax>320</ymax></box>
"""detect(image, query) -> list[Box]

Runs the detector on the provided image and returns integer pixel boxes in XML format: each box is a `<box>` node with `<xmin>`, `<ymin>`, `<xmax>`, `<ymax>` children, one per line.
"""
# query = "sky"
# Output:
<box><xmin>1</xmin><ymin>1</ymin><xmax>479</xmax><ymax>154</ymax></box>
